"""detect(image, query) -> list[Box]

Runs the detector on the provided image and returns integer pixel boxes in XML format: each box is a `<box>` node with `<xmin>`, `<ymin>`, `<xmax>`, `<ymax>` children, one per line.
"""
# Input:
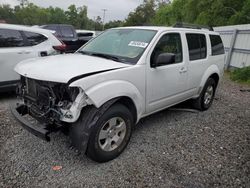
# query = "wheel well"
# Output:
<box><xmin>116</xmin><ymin>97</ymin><xmax>137</xmax><ymax>124</ymax></box>
<box><xmin>209</xmin><ymin>73</ymin><xmax>219</xmax><ymax>87</ymax></box>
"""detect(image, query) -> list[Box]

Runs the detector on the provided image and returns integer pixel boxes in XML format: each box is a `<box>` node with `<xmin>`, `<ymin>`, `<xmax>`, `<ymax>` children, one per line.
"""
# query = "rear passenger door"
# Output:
<box><xmin>0</xmin><ymin>29</ymin><xmax>35</xmax><ymax>83</ymax></box>
<box><xmin>185</xmin><ymin>33</ymin><xmax>208</xmax><ymax>93</ymax></box>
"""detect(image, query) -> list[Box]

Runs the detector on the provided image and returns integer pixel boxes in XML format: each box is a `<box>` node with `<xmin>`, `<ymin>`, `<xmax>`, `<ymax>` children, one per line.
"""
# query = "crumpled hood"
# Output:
<box><xmin>15</xmin><ymin>54</ymin><xmax>130</xmax><ymax>83</ymax></box>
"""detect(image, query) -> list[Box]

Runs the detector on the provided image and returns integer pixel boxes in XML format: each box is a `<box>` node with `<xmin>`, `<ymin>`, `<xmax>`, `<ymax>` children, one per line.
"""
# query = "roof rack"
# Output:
<box><xmin>173</xmin><ymin>22</ymin><xmax>214</xmax><ymax>31</ymax></box>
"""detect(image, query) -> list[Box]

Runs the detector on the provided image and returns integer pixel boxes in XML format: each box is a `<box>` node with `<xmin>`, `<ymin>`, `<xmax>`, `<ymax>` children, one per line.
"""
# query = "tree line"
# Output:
<box><xmin>0</xmin><ymin>0</ymin><xmax>249</xmax><ymax>30</ymax></box>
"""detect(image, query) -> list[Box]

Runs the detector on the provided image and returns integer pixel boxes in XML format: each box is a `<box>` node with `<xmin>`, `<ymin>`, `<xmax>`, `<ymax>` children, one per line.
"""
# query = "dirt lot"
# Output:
<box><xmin>0</xmin><ymin>76</ymin><xmax>249</xmax><ymax>188</ymax></box>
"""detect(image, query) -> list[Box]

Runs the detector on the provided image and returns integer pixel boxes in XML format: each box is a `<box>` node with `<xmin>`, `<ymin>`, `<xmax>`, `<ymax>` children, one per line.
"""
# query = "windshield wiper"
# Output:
<box><xmin>77</xmin><ymin>51</ymin><xmax>123</xmax><ymax>62</ymax></box>
<box><xmin>77</xmin><ymin>51</ymin><xmax>91</xmax><ymax>55</ymax></box>
<box><xmin>90</xmin><ymin>53</ymin><xmax>122</xmax><ymax>62</ymax></box>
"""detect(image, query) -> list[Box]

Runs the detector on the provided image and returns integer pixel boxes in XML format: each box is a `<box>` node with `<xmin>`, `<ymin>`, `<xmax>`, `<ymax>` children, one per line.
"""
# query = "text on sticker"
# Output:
<box><xmin>128</xmin><ymin>41</ymin><xmax>149</xmax><ymax>48</ymax></box>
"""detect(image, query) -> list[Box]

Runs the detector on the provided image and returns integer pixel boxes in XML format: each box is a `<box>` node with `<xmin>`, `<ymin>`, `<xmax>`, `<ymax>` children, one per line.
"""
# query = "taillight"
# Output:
<box><xmin>53</xmin><ymin>37</ymin><xmax>66</xmax><ymax>53</ymax></box>
<box><xmin>53</xmin><ymin>43</ymin><xmax>66</xmax><ymax>53</ymax></box>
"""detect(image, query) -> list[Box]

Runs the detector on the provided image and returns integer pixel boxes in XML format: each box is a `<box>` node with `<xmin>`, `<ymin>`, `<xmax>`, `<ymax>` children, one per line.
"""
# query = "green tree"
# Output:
<box><xmin>0</xmin><ymin>4</ymin><xmax>15</xmax><ymax>23</ymax></box>
<box><xmin>15</xmin><ymin>3</ymin><xmax>49</xmax><ymax>25</ymax></box>
<box><xmin>76</xmin><ymin>6</ymin><xmax>88</xmax><ymax>29</ymax></box>
<box><xmin>66</xmin><ymin>5</ymin><xmax>78</xmax><ymax>26</ymax></box>
<box><xmin>46</xmin><ymin>7</ymin><xmax>67</xmax><ymax>24</ymax></box>
<box><xmin>153</xmin><ymin>0</ymin><xmax>250</xmax><ymax>27</ymax></box>
<box><xmin>124</xmin><ymin>0</ymin><xmax>156</xmax><ymax>26</ymax></box>
<box><xmin>105</xmin><ymin>20</ymin><xmax>124</xmax><ymax>29</ymax></box>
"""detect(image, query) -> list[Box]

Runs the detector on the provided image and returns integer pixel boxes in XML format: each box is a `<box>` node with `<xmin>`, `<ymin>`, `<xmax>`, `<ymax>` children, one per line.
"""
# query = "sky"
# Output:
<box><xmin>0</xmin><ymin>0</ymin><xmax>143</xmax><ymax>22</ymax></box>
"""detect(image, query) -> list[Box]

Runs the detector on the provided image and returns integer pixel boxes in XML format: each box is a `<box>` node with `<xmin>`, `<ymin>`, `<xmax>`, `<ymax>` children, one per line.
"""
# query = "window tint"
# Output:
<box><xmin>186</xmin><ymin>34</ymin><xmax>207</xmax><ymax>61</ymax></box>
<box><xmin>200</xmin><ymin>34</ymin><xmax>207</xmax><ymax>59</ymax></box>
<box><xmin>24</xmin><ymin>31</ymin><xmax>47</xmax><ymax>46</ymax></box>
<box><xmin>0</xmin><ymin>29</ymin><xmax>25</xmax><ymax>47</ymax></box>
<box><xmin>42</xmin><ymin>25</ymin><xmax>60</xmax><ymax>35</ymax></box>
<box><xmin>151</xmin><ymin>33</ymin><xmax>183</xmax><ymax>64</ymax></box>
<box><xmin>60</xmin><ymin>26</ymin><xmax>74</xmax><ymax>38</ymax></box>
<box><xmin>210</xmin><ymin>35</ymin><xmax>224</xmax><ymax>55</ymax></box>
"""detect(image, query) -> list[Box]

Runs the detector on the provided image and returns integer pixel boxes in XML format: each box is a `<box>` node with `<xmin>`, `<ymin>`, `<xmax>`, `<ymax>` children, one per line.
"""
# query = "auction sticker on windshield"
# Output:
<box><xmin>128</xmin><ymin>41</ymin><xmax>149</xmax><ymax>48</ymax></box>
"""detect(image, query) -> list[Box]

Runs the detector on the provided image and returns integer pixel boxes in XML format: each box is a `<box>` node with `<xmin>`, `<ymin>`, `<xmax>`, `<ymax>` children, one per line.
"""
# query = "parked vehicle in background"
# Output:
<box><xmin>0</xmin><ymin>23</ymin><xmax>65</xmax><ymax>92</ymax></box>
<box><xmin>41</xmin><ymin>24</ymin><xmax>93</xmax><ymax>53</ymax></box>
<box><xmin>76</xmin><ymin>29</ymin><xmax>96</xmax><ymax>39</ymax></box>
<box><xmin>12</xmin><ymin>24</ymin><xmax>225</xmax><ymax>163</ymax></box>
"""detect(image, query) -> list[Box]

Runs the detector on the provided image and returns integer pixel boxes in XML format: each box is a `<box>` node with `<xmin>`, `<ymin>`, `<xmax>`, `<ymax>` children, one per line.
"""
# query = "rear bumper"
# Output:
<box><xmin>10</xmin><ymin>103</ymin><xmax>51</xmax><ymax>141</ymax></box>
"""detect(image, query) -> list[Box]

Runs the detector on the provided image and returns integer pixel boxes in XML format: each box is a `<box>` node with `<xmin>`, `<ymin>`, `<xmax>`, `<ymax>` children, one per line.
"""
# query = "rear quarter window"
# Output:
<box><xmin>23</xmin><ymin>31</ymin><xmax>47</xmax><ymax>46</ymax></box>
<box><xmin>0</xmin><ymin>28</ymin><xmax>25</xmax><ymax>47</ymax></box>
<box><xmin>209</xmin><ymin>35</ymin><xmax>225</xmax><ymax>55</ymax></box>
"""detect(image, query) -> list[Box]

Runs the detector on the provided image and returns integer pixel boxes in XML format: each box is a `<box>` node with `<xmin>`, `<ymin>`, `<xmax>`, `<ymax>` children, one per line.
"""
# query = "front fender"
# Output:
<box><xmin>71</xmin><ymin>80</ymin><xmax>144</xmax><ymax>120</ymax></box>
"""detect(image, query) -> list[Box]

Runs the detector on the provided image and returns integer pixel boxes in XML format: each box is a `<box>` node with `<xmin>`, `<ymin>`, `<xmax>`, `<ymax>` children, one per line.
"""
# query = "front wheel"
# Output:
<box><xmin>192</xmin><ymin>78</ymin><xmax>216</xmax><ymax>111</ymax></box>
<box><xmin>86</xmin><ymin>104</ymin><xmax>133</xmax><ymax>162</ymax></box>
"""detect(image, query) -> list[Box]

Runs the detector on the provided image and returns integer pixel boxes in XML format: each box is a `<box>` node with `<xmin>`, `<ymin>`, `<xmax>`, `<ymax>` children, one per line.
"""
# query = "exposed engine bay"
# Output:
<box><xmin>17</xmin><ymin>76</ymin><xmax>89</xmax><ymax>124</ymax></box>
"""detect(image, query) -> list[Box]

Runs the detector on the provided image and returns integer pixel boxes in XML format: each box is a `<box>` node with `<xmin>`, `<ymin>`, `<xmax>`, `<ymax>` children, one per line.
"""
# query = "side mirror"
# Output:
<box><xmin>152</xmin><ymin>53</ymin><xmax>175</xmax><ymax>68</ymax></box>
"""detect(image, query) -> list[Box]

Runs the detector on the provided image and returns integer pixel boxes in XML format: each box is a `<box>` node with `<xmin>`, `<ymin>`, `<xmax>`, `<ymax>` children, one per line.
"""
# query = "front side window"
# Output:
<box><xmin>78</xmin><ymin>29</ymin><xmax>157</xmax><ymax>64</ymax></box>
<box><xmin>151</xmin><ymin>33</ymin><xmax>183</xmax><ymax>65</ymax></box>
<box><xmin>0</xmin><ymin>29</ymin><xmax>25</xmax><ymax>47</ymax></box>
<box><xmin>210</xmin><ymin>35</ymin><xmax>225</xmax><ymax>55</ymax></box>
<box><xmin>186</xmin><ymin>33</ymin><xmax>207</xmax><ymax>61</ymax></box>
<box><xmin>23</xmin><ymin>31</ymin><xmax>47</xmax><ymax>46</ymax></box>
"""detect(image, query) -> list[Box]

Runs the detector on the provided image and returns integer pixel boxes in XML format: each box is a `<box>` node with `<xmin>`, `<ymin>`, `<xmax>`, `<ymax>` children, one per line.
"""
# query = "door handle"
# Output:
<box><xmin>179</xmin><ymin>67</ymin><xmax>187</xmax><ymax>73</ymax></box>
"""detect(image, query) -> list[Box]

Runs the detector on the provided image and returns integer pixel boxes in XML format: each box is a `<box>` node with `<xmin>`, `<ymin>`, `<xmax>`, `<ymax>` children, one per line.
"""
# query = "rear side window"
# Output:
<box><xmin>209</xmin><ymin>35</ymin><xmax>224</xmax><ymax>55</ymax></box>
<box><xmin>23</xmin><ymin>31</ymin><xmax>47</xmax><ymax>46</ymax></box>
<box><xmin>60</xmin><ymin>26</ymin><xmax>74</xmax><ymax>38</ymax></box>
<box><xmin>0</xmin><ymin>29</ymin><xmax>25</xmax><ymax>47</ymax></box>
<box><xmin>186</xmin><ymin>33</ymin><xmax>207</xmax><ymax>61</ymax></box>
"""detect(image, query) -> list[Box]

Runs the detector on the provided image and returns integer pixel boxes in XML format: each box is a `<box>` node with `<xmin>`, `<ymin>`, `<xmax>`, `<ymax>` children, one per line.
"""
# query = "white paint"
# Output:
<box><xmin>0</xmin><ymin>23</ymin><xmax>62</xmax><ymax>83</ymax></box>
<box><xmin>15</xmin><ymin>26</ymin><xmax>224</xmax><ymax>123</ymax></box>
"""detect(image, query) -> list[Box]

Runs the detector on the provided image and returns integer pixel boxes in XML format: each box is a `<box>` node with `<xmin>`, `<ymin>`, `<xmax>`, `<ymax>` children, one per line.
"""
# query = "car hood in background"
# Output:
<box><xmin>15</xmin><ymin>54</ymin><xmax>130</xmax><ymax>83</ymax></box>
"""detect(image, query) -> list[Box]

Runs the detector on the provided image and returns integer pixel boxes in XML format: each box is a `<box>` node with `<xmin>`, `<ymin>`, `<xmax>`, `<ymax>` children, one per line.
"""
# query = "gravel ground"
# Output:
<box><xmin>0</xmin><ymin>76</ymin><xmax>249</xmax><ymax>188</ymax></box>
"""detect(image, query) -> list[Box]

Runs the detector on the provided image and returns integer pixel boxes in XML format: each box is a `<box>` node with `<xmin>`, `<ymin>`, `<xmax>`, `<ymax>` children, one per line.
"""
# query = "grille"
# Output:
<box><xmin>26</xmin><ymin>78</ymin><xmax>37</xmax><ymax>97</ymax></box>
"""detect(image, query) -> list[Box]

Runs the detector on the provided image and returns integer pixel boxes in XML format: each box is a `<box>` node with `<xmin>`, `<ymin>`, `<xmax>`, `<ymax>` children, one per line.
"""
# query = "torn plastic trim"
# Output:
<box><xmin>60</xmin><ymin>88</ymin><xmax>93</xmax><ymax>123</ymax></box>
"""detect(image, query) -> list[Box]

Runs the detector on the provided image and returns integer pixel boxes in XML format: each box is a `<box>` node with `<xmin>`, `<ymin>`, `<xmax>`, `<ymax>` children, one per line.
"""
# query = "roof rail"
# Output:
<box><xmin>173</xmin><ymin>22</ymin><xmax>214</xmax><ymax>31</ymax></box>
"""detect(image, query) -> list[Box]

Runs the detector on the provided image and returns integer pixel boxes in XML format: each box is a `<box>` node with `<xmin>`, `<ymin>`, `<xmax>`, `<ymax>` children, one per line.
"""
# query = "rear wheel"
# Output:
<box><xmin>193</xmin><ymin>78</ymin><xmax>216</xmax><ymax>111</ymax></box>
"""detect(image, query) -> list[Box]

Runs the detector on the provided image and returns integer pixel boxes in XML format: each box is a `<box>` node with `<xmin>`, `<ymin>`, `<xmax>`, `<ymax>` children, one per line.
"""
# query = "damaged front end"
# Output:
<box><xmin>11</xmin><ymin>76</ymin><xmax>90</xmax><ymax>141</ymax></box>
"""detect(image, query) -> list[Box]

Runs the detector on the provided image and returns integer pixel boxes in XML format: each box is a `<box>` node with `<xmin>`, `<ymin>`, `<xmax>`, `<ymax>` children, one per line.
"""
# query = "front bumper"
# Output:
<box><xmin>10</xmin><ymin>103</ymin><xmax>55</xmax><ymax>141</ymax></box>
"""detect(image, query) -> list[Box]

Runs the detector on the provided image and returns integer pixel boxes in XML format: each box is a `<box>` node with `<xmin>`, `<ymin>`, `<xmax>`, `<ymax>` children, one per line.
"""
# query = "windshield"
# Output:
<box><xmin>77</xmin><ymin>29</ymin><xmax>157</xmax><ymax>64</ymax></box>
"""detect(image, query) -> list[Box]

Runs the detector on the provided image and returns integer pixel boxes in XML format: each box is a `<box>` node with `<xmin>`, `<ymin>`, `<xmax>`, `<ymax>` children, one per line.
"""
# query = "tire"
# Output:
<box><xmin>69</xmin><ymin>103</ymin><xmax>133</xmax><ymax>163</ymax></box>
<box><xmin>86</xmin><ymin>104</ymin><xmax>133</xmax><ymax>163</ymax></box>
<box><xmin>192</xmin><ymin>78</ymin><xmax>216</xmax><ymax>111</ymax></box>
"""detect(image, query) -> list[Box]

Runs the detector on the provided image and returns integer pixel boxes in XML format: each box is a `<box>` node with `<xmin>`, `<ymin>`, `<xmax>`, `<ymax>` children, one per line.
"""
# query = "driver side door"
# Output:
<box><xmin>146</xmin><ymin>32</ymin><xmax>189</xmax><ymax>113</ymax></box>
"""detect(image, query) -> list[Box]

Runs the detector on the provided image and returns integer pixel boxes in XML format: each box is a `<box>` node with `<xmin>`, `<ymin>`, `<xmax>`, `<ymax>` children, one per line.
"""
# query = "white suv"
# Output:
<box><xmin>0</xmin><ymin>24</ymin><xmax>65</xmax><ymax>92</ymax></box>
<box><xmin>11</xmin><ymin>26</ymin><xmax>225</xmax><ymax>162</ymax></box>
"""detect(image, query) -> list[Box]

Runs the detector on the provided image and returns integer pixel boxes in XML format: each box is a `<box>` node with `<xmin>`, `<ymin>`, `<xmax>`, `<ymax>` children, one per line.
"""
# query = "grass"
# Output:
<box><xmin>229</xmin><ymin>67</ymin><xmax>250</xmax><ymax>85</ymax></box>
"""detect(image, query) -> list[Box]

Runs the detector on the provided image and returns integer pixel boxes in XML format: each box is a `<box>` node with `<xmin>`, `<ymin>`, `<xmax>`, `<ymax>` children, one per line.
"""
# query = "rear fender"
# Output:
<box><xmin>198</xmin><ymin>64</ymin><xmax>220</xmax><ymax>94</ymax></box>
